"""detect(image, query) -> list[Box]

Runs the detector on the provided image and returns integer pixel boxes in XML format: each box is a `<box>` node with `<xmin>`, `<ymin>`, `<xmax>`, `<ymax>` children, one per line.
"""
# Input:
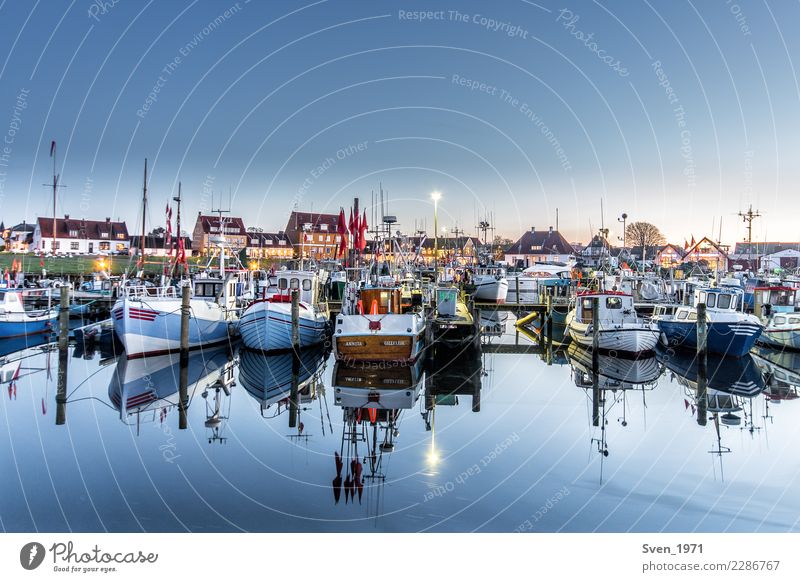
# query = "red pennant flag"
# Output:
<box><xmin>690</xmin><ymin>235</ymin><xmax>695</xmax><ymax>247</ymax></box>
<box><xmin>358</xmin><ymin>209</ymin><xmax>368</xmax><ymax>252</ymax></box>
<box><xmin>337</xmin><ymin>208</ymin><xmax>348</xmax><ymax>257</ymax></box>
<box><xmin>348</xmin><ymin>208</ymin><xmax>355</xmax><ymax>236</ymax></box>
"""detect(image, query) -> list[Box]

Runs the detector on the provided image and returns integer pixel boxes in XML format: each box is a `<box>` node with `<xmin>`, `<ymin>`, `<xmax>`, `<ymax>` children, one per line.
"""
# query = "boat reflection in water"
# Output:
<box><xmin>567</xmin><ymin>344</ymin><xmax>662</xmax><ymax>480</ymax></box>
<box><xmin>108</xmin><ymin>344</ymin><xmax>237</xmax><ymax>434</ymax></box>
<box><xmin>751</xmin><ymin>345</ymin><xmax>800</xmax><ymax>404</ymax></box>
<box><xmin>238</xmin><ymin>346</ymin><xmax>328</xmax><ymax>435</ymax></box>
<box><xmin>331</xmin><ymin>360</ymin><xmax>425</xmax><ymax>505</ymax></box>
<box><xmin>657</xmin><ymin>346</ymin><xmax>766</xmax><ymax>476</ymax></box>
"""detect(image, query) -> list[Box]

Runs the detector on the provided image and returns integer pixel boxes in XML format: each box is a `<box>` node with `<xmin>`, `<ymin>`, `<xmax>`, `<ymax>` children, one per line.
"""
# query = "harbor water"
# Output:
<box><xmin>1</xmin><ymin>316</ymin><xmax>798</xmax><ymax>533</ymax></box>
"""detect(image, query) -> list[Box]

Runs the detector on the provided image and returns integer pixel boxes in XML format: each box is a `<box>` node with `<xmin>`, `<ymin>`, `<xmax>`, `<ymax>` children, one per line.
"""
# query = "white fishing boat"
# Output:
<box><xmin>333</xmin><ymin>283</ymin><xmax>426</xmax><ymax>363</ymax></box>
<box><xmin>471</xmin><ymin>265</ymin><xmax>508</xmax><ymax>303</ymax></box>
<box><xmin>565</xmin><ymin>291</ymin><xmax>660</xmax><ymax>354</ymax></box>
<box><xmin>238</xmin><ymin>270</ymin><xmax>329</xmax><ymax>351</ymax></box>
<box><xmin>753</xmin><ymin>286</ymin><xmax>800</xmax><ymax>350</ymax></box>
<box><xmin>506</xmin><ymin>263</ymin><xmax>571</xmax><ymax>304</ymax></box>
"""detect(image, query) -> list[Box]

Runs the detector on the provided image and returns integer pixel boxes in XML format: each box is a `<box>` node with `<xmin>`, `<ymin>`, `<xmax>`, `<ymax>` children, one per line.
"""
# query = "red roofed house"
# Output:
<box><xmin>655</xmin><ymin>244</ymin><xmax>687</xmax><ymax>268</ymax></box>
<box><xmin>504</xmin><ymin>226</ymin><xmax>576</xmax><ymax>267</ymax></box>
<box><xmin>191</xmin><ymin>213</ymin><xmax>248</xmax><ymax>255</ymax></box>
<box><xmin>683</xmin><ymin>237</ymin><xmax>730</xmax><ymax>272</ymax></box>
<box><xmin>284</xmin><ymin>211</ymin><xmax>342</xmax><ymax>260</ymax></box>
<box><xmin>32</xmin><ymin>215</ymin><xmax>130</xmax><ymax>254</ymax></box>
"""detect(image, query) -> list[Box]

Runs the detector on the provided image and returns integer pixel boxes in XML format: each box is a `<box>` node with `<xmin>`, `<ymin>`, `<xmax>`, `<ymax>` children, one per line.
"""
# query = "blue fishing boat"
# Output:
<box><xmin>0</xmin><ymin>288</ymin><xmax>57</xmax><ymax>339</ymax></box>
<box><xmin>655</xmin><ymin>288</ymin><xmax>762</xmax><ymax>357</ymax></box>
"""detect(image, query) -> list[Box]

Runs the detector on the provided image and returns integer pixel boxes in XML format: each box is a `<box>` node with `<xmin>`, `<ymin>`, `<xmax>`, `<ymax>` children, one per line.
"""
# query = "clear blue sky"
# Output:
<box><xmin>1</xmin><ymin>0</ymin><xmax>798</xmax><ymax>246</ymax></box>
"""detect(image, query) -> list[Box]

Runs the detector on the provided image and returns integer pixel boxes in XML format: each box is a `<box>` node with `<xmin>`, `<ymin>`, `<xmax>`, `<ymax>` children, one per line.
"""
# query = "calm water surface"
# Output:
<box><xmin>1</xmin><ymin>317</ymin><xmax>799</xmax><ymax>533</ymax></box>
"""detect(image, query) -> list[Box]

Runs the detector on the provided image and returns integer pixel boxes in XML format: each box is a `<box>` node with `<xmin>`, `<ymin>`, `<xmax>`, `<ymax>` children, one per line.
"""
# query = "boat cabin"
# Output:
<box><xmin>694</xmin><ymin>288</ymin><xmax>741</xmax><ymax>312</ymax></box>
<box><xmin>262</xmin><ymin>270</ymin><xmax>319</xmax><ymax>304</ymax></box>
<box><xmin>575</xmin><ymin>292</ymin><xmax>636</xmax><ymax>324</ymax></box>
<box><xmin>359</xmin><ymin>287</ymin><xmax>402</xmax><ymax>315</ymax></box>
<box><xmin>753</xmin><ymin>286</ymin><xmax>797</xmax><ymax>318</ymax></box>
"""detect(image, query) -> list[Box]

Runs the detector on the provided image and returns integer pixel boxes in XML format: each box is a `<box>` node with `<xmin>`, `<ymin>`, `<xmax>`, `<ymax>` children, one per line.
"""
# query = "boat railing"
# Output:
<box><xmin>122</xmin><ymin>285</ymin><xmax>180</xmax><ymax>299</ymax></box>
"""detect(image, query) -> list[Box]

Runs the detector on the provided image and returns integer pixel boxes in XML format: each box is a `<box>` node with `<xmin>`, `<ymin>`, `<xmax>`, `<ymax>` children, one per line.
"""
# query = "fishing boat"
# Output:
<box><xmin>237</xmin><ymin>270</ymin><xmax>329</xmax><ymax>351</ymax></box>
<box><xmin>654</xmin><ymin>288</ymin><xmax>762</xmax><ymax>357</ymax></box>
<box><xmin>751</xmin><ymin>344</ymin><xmax>800</xmax><ymax>403</ymax></box>
<box><xmin>430</xmin><ymin>286</ymin><xmax>477</xmax><ymax>350</ymax></box>
<box><xmin>752</xmin><ymin>286</ymin><xmax>800</xmax><ymax>350</ymax></box>
<box><xmin>333</xmin><ymin>359</ymin><xmax>424</xmax><ymax>411</ymax></box>
<box><xmin>657</xmin><ymin>345</ymin><xmax>764</xmax><ymax>397</ymax></box>
<box><xmin>506</xmin><ymin>263</ymin><xmax>571</xmax><ymax>304</ymax></box>
<box><xmin>0</xmin><ymin>288</ymin><xmax>57</xmax><ymax>338</ymax></box>
<box><xmin>471</xmin><ymin>265</ymin><xmax>508</xmax><ymax>303</ymax></box>
<box><xmin>333</xmin><ymin>283</ymin><xmax>426</xmax><ymax>363</ymax></box>
<box><xmin>565</xmin><ymin>291</ymin><xmax>659</xmax><ymax>354</ymax></box>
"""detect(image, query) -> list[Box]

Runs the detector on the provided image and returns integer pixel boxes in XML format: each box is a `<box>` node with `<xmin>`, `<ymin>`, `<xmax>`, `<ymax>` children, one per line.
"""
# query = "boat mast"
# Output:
<box><xmin>139</xmin><ymin>158</ymin><xmax>148</xmax><ymax>269</ymax></box>
<box><xmin>44</xmin><ymin>141</ymin><xmax>65</xmax><ymax>254</ymax></box>
<box><xmin>172</xmin><ymin>181</ymin><xmax>182</xmax><ymax>277</ymax></box>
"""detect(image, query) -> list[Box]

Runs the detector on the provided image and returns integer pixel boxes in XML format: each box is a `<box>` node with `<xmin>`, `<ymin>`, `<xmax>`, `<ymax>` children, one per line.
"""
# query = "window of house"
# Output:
<box><xmin>116</xmin><ymin>233</ymin><xmax>125</xmax><ymax>239</ymax></box>
<box><xmin>265</xmin><ymin>239</ymin><xmax>273</xmax><ymax>245</ymax></box>
<box><xmin>326</xmin><ymin>235</ymin><xmax>331</xmax><ymax>242</ymax></box>
<box><xmin>279</xmin><ymin>240</ymin><xmax>286</xmax><ymax>245</ymax></box>
<box><xmin>320</xmin><ymin>224</ymin><xmax>328</xmax><ymax>231</ymax></box>
<box><xmin>116</xmin><ymin>243</ymin><xmax>125</xmax><ymax>251</ymax></box>
<box><xmin>69</xmin><ymin>229</ymin><xmax>78</xmax><ymax>237</ymax></box>
<box><xmin>101</xmin><ymin>232</ymin><xmax>108</xmax><ymax>238</ymax></box>
<box><xmin>99</xmin><ymin>242</ymin><xmax>110</xmax><ymax>251</ymax></box>
<box><xmin>70</xmin><ymin>242</ymin><xmax>79</xmax><ymax>250</ymax></box>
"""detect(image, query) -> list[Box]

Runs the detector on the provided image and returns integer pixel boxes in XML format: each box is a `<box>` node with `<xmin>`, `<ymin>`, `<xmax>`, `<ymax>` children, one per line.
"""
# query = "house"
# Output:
<box><xmin>245</xmin><ymin>231</ymin><xmax>293</xmax><ymax>259</ymax></box>
<box><xmin>191</xmin><ymin>214</ymin><xmax>248</xmax><ymax>255</ymax></box>
<box><xmin>129</xmin><ymin>235</ymin><xmax>193</xmax><ymax>257</ymax></box>
<box><xmin>284</xmin><ymin>211</ymin><xmax>343</xmax><ymax>260</ymax></box>
<box><xmin>731</xmin><ymin>242</ymin><xmax>800</xmax><ymax>271</ymax></box>
<box><xmin>32</xmin><ymin>216</ymin><xmax>129</xmax><ymax>254</ymax></box>
<box><xmin>404</xmin><ymin>235</ymin><xmax>481</xmax><ymax>265</ymax></box>
<box><xmin>655</xmin><ymin>244</ymin><xmax>687</xmax><ymax>268</ymax></box>
<box><xmin>760</xmin><ymin>249</ymin><xmax>800</xmax><ymax>272</ymax></box>
<box><xmin>682</xmin><ymin>237</ymin><xmax>729</xmax><ymax>272</ymax></box>
<box><xmin>579</xmin><ymin>234</ymin><xmax>612</xmax><ymax>268</ymax></box>
<box><xmin>2</xmin><ymin>221</ymin><xmax>36</xmax><ymax>252</ymax></box>
<box><xmin>504</xmin><ymin>227</ymin><xmax>575</xmax><ymax>267</ymax></box>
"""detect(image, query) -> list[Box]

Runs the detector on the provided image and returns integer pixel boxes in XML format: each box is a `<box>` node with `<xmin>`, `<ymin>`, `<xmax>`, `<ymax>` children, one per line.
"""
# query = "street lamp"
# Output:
<box><xmin>431</xmin><ymin>191</ymin><xmax>441</xmax><ymax>267</ymax></box>
<box><xmin>618</xmin><ymin>213</ymin><xmax>628</xmax><ymax>261</ymax></box>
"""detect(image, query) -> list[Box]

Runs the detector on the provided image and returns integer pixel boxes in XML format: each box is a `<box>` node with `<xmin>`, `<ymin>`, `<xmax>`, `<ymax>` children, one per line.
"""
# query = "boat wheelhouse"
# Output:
<box><xmin>654</xmin><ymin>288</ymin><xmax>762</xmax><ymax>357</ymax></box>
<box><xmin>753</xmin><ymin>286</ymin><xmax>800</xmax><ymax>350</ymax></box>
<box><xmin>471</xmin><ymin>265</ymin><xmax>508</xmax><ymax>303</ymax></box>
<box><xmin>0</xmin><ymin>288</ymin><xmax>57</xmax><ymax>339</ymax></box>
<box><xmin>565</xmin><ymin>290</ymin><xmax>660</xmax><ymax>354</ymax></box>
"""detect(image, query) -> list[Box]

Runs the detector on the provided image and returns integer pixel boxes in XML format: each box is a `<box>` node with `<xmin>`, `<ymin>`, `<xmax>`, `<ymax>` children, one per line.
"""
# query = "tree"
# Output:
<box><xmin>625</xmin><ymin>222</ymin><xmax>665</xmax><ymax>263</ymax></box>
<box><xmin>148</xmin><ymin>226</ymin><xmax>166</xmax><ymax>237</ymax></box>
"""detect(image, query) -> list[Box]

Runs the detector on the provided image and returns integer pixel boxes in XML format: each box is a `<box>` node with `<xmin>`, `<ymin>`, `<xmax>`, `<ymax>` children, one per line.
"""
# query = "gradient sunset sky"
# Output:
<box><xmin>0</xmin><ymin>0</ymin><xmax>798</xmax><ymax>246</ymax></box>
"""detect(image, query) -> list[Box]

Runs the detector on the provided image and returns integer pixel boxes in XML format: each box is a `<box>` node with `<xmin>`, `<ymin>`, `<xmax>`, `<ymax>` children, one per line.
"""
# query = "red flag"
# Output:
<box><xmin>337</xmin><ymin>208</ymin><xmax>348</xmax><ymax>257</ymax></box>
<box><xmin>358</xmin><ymin>209</ymin><xmax>368</xmax><ymax>252</ymax></box>
<box><xmin>683</xmin><ymin>239</ymin><xmax>688</xmax><ymax>251</ymax></box>
<box><xmin>348</xmin><ymin>208</ymin><xmax>355</xmax><ymax>236</ymax></box>
<box><xmin>690</xmin><ymin>235</ymin><xmax>695</xmax><ymax>247</ymax></box>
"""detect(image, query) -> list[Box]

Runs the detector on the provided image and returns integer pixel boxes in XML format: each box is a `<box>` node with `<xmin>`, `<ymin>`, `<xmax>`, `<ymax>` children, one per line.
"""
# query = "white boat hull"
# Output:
<box><xmin>473</xmin><ymin>276</ymin><xmax>508</xmax><ymax>303</ymax></box>
<box><xmin>566</xmin><ymin>311</ymin><xmax>659</xmax><ymax>353</ymax></box>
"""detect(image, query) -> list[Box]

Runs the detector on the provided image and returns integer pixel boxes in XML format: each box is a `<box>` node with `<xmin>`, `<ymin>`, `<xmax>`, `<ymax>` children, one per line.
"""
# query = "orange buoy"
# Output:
<box><xmin>357</xmin><ymin>299</ymin><xmax>364</xmax><ymax>314</ymax></box>
<box><xmin>368</xmin><ymin>407</ymin><xmax>377</xmax><ymax>424</ymax></box>
<box><xmin>370</xmin><ymin>299</ymin><xmax>379</xmax><ymax>315</ymax></box>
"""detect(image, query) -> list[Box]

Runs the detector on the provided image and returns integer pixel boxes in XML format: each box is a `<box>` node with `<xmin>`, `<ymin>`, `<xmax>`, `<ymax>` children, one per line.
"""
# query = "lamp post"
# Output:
<box><xmin>431</xmin><ymin>191</ymin><xmax>441</xmax><ymax>267</ymax></box>
<box><xmin>618</xmin><ymin>213</ymin><xmax>628</xmax><ymax>262</ymax></box>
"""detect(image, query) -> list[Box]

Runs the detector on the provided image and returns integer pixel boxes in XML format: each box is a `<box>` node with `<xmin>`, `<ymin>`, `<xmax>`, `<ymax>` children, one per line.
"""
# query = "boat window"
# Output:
<box><xmin>717</xmin><ymin>294</ymin><xmax>731</xmax><ymax>309</ymax></box>
<box><xmin>789</xmin><ymin>317</ymin><xmax>800</xmax><ymax>325</ymax></box>
<box><xmin>278</xmin><ymin>278</ymin><xmax>288</xmax><ymax>290</ymax></box>
<box><xmin>688</xmin><ymin>312</ymin><xmax>697</xmax><ymax>321</ymax></box>
<box><xmin>0</xmin><ymin>292</ymin><xmax>4</xmax><ymax>302</ymax></box>
<box><xmin>290</xmin><ymin>278</ymin><xmax>300</xmax><ymax>290</ymax></box>
<box><xmin>775</xmin><ymin>316</ymin><xmax>787</xmax><ymax>325</ymax></box>
<box><xmin>606</xmin><ymin>297</ymin><xmax>622</xmax><ymax>309</ymax></box>
<box><xmin>706</xmin><ymin>293</ymin><xmax>716</xmax><ymax>308</ymax></box>
<box><xmin>698</xmin><ymin>291</ymin><xmax>706</xmax><ymax>305</ymax></box>
<box><xmin>677</xmin><ymin>311</ymin><xmax>688</xmax><ymax>320</ymax></box>
<box><xmin>302</xmin><ymin>279</ymin><xmax>312</xmax><ymax>291</ymax></box>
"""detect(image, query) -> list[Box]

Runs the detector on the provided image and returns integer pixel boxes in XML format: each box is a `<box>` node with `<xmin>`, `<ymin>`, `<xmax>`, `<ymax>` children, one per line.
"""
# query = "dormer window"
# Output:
<box><xmin>101</xmin><ymin>232</ymin><xmax>109</xmax><ymax>238</ymax></box>
<box><xmin>69</xmin><ymin>229</ymin><xmax>78</xmax><ymax>237</ymax></box>
<box><xmin>320</xmin><ymin>224</ymin><xmax>328</xmax><ymax>231</ymax></box>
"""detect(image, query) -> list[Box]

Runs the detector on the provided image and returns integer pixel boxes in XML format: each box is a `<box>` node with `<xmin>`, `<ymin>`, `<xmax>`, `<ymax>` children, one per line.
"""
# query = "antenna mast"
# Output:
<box><xmin>738</xmin><ymin>205</ymin><xmax>761</xmax><ymax>270</ymax></box>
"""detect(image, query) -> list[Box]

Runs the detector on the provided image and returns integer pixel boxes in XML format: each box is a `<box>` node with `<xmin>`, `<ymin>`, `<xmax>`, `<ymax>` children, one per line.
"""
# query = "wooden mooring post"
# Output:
<box><xmin>696</xmin><ymin>302</ymin><xmax>708</xmax><ymax>426</ymax></box>
<box><xmin>289</xmin><ymin>289</ymin><xmax>300</xmax><ymax>429</ymax></box>
<box><xmin>591</xmin><ymin>297</ymin><xmax>600</xmax><ymax>426</ymax></box>
<box><xmin>178</xmin><ymin>285</ymin><xmax>190</xmax><ymax>430</ymax></box>
<box><xmin>56</xmin><ymin>286</ymin><xmax>70</xmax><ymax>425</ymax></box>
